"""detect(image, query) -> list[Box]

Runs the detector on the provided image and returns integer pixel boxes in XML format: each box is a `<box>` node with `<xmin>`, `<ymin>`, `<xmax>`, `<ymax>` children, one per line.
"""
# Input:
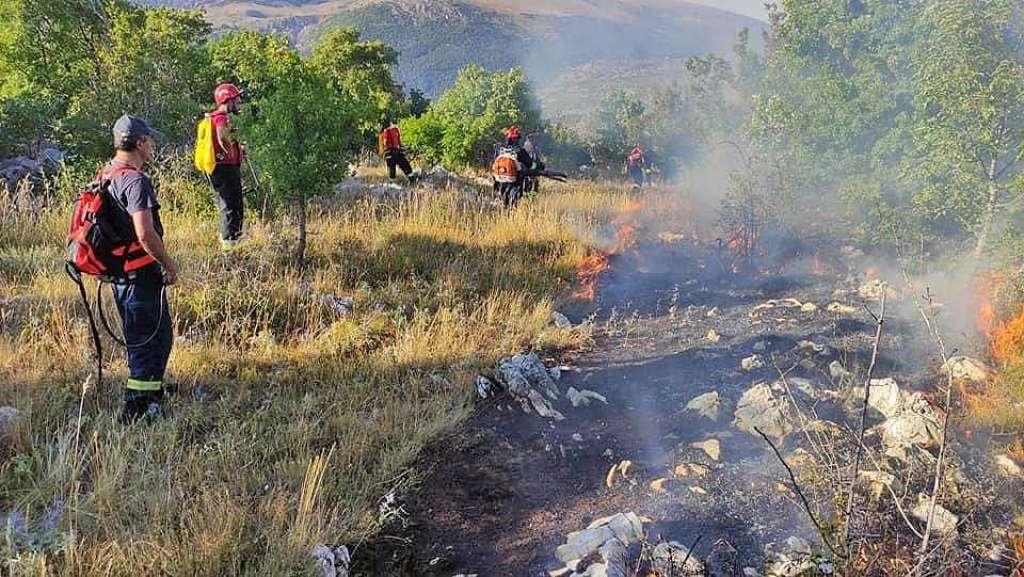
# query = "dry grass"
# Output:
<box><xmin>0</xmin><ymin>171</ymin><xmax>633</xmax><ymax>575</ymax></box>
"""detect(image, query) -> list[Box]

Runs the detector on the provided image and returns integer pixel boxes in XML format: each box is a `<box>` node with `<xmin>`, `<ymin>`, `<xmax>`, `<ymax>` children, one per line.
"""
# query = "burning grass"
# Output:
<box><xmin>0</xmin><ymin>174</ymin><xmax>626</xmax><ymax>574</ymax></box>
<box><xmin>966</xmin><ymin>270</ymin><xmax>1024</xmax><ymax>427</ymax></box>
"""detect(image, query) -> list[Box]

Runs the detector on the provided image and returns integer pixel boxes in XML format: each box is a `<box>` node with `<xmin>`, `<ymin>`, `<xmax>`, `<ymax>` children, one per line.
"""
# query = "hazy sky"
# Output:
<box><xmin>687</xmin><ymin>0</ymin><xmax>769</xmax><ymax>21</ymax></box>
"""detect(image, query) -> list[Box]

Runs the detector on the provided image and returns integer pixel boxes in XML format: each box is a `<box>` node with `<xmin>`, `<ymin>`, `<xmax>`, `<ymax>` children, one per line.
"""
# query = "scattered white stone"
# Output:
<box><xmin>734</xmin><ymin>383</ymin><xmax>793</xmax><ymax>441</ymax></box>
<box><xmin>858</xmin><ymin>279</ymin><xmax>897</xmax><ymax>301</ymax></box>
<box><xmin>312</xmin><ymin>544</ymin><xmax>350</xmax><ymax>577</ymax></box>
<box><xmin>879</xmin><ymin>393</ymin><xmax>941</xmax><ymax>457</ymax></box>
<box><xmin>572</xmin><ymin>433</ymin><xmax>584</xmax><ymax>442</ymax></box>
<box><xmin>567</xmin><ymin>387</ymin><xmax>608</xmax><ymax>408</ymax></box>
<box><xmin>828</xmin><ymin>361</ymin><xmax>852</xmax><ymax>382</ymax></box>
<box><xmin>333</xmin><ymin>178</ymin><xmax>365</xmax><ymax>195</ymax></box>
<box><xmin>795</xmin><ymin>340</ymin><xmax>829</xmax><ymax>356</ymax></box>
<box><xmin>801</xmin><ymin>302</ymin><xmax>819</xmax><ymax>313</ymax></box>
<box><xmin>857</xmin><ymin>470</ymin><xmax>899</xmax><ymax>499</ymax></box>
<box><xmin>705</xmin><ymin>329</ymin><xmax>721</xmax><ymax>343</ymax></box>
<box><xmin>912</xmin><ymin>495</ymin><xmax>959</xmax><ymax>535</ymax></box>
<box><xmin>685</xmin><ymin>391</ymin><xmax>722</xmax><ymax>421</ymax></box>
<box><xmin>651</xmin><ymin>541</ymin><xmax>704</xmax><ymax>575</ymax></box>
<box><xmin>826</xmin><ymin>302</ymin><xmax>858</xmax><ymax>316</ymax></box>
<box><xmin>322</xmin><ymin>294</ymin><xmax>355</xmax><ymax>317</ymax></box>
<box><xmin>691</xmin><ymin>439</ymin><xmax>721</xmax><ymax>461</ymax></box>
<box><xmin>0</xmin><ymin>406</ymin><xmax>19</xmax><ymax>438</ymax></box>
<box><xmin>552</xmin><ymin>311</ymin><xmax>574</xmax><ymax>329</ymax></box>
<box><xmin>995</xmin><ymin>454</ymin><xmax>1023</xmax><ymax>477</ymax></box>
<box><xmin>942</xmin><ymin>356</ymin><xmax>992</xmax><ymax>383</ymax></box>
<box><xmin>474</xmin><ymin>376</ymin><xmax>494</xmax><ymax>399</ymax></box>
<box><xmin>554</xmin><ymin>512</ymin><xmax>644</xmax><ymax>569</ymax></box>
<box><xmin>707</xmin><ymin>307</ymin><xmax>720</xmax><ymax>318</ymax></box>
<box><xmin>497</xmin><ymin>353</ymin><xmax>564</xmax><ymax>420</ymax></box>
<box><xmin>864</xmin><ymin>378</ymin><xmax>903</xmax><ymax>419</ymax></box>
<box><xmin>741</xmin><ymin>355</ymin><xmax>766</xmax><ymax>372</ymax></box>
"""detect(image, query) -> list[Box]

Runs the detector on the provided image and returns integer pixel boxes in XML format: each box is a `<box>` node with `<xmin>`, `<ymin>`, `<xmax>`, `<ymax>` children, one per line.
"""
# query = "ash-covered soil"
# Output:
<box><xmin>354</xmin><ymin>225</ymin><xmax>1023</xmax><ymax>576</ymax></box>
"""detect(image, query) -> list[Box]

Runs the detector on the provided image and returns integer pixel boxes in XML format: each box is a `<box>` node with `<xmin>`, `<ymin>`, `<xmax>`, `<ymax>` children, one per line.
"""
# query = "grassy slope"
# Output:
<box><xmin>0</xmin><ymin>165</ymin><xmax>636</xmax><ymax>575</ymax></box>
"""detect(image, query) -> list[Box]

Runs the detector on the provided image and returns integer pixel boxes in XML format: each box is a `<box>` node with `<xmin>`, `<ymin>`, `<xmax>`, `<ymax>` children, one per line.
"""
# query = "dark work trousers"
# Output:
<box><xmin>210</xmin><ymin>163</ymin><xmax>244</xmax><ymax>241</ymax></box>
<box><xmin>497</xmin><ymin>180</ymin><xmax>524</xmax><ymax>209</ymax></box>
<box><xmin>112</xmin><ymin>265</ymin><xmax>173</xmax><ymax>393</ymax></box>
<box><xmin>383</xmin><ymin>149</ymin><xmax>414</xmax><ymax>179</ymax></box>
<box><xmin>627</xmin><ymin>164</ymin><xmax>645</xmax><ymax>187</ymax></box>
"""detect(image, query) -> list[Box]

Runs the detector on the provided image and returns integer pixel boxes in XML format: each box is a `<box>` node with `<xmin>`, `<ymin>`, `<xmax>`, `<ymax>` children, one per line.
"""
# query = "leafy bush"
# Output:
<box><xmin>400</xmin><ymin>66</ymin><xmax>541</xmax><ymax>169</ymax></box>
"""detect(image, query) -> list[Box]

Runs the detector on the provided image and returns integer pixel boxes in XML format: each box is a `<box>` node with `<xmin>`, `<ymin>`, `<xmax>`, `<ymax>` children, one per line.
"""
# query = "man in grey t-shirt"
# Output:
<box><xmin>106</xmin><ymin>115</ymin><xmax>179</xmax><ymax>422</ymax></box>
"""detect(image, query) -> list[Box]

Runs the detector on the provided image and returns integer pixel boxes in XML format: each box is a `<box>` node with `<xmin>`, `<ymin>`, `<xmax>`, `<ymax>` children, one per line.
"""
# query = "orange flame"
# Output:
<box><xmin>571</xmin><ymin>199</ymin><xmax>645</xmax><ymax>300</ymax></box>
<box><xmin>572</xmin><ymin>253</ymin><xmax>611</xmax><ymax>301</ymax></box>
<box><xmin>615</xmin><ymin>224</ymin><xmax>638</xmax><ymax>252</ymax></box>
<box><xmin>973</xmin><ymin>270</ymin><xmax>1024</xmax><ymax>367</ymax></box>
<box><xmin>1012</xmin><ymin>535</ymin><xmax>1024</xmax><ymax>577</ymax></box>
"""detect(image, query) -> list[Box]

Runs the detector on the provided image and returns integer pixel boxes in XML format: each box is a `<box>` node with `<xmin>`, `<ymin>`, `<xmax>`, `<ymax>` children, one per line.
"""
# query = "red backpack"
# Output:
<box><xmin>66</xmin><ymin>165</ymin><xmax>157</xmax><ymax>283</ymax></box>
<box><xmin>492</xmin><ymin>148</ymin><xmax>521</xmax><ymax>184</ymax></box>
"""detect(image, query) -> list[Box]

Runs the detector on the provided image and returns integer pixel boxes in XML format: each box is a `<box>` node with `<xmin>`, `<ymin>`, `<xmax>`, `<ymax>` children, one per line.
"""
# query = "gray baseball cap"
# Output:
<box><xmin>112</xmin><ymin>115</ymin><xmax>157</xmax><ymax>146</ymax></box>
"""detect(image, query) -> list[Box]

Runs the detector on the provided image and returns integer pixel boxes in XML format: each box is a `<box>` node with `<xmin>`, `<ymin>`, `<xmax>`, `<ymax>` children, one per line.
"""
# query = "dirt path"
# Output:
<box><xmin>360</xmin><ymin>220</ymin><xmax>1018</xmax><ymax>576</ymax></box>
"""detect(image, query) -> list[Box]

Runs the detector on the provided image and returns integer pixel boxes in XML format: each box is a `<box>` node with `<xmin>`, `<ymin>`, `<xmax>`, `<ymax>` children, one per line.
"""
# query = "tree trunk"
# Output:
<box><xmin>293</xmin><ymin>109</ymin><xmax>307</xmax><ymax>270</ymax></box>
<box><xmin>296</xmin><ymin>192</ymin><xmax>307</xmax><ymax>269</ymax></box>
<box><xmin>973</xmin><ymin>158</ymin><xmax>999</xmax><ymax>260</ymax></box>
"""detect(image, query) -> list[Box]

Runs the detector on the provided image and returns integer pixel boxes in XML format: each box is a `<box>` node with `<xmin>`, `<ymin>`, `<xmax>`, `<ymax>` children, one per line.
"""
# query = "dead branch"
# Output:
<box><xmin>754</xmin><ymin>426</ymin><xmax>846</xmax><ymax>559</ymax></box>
<box><xmin>890</xmin><ymin>222</ymin><xmax>958</xmax><ymax>562</ymax></box>
<box><xmin>842</xmin><ymin>292</ymin><xmax>887</xmax><ymax>554</ymax></box>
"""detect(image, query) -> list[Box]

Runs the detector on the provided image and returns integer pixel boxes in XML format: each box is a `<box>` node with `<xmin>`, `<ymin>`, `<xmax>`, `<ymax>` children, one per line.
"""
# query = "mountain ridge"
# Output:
<box><xmin>137</xmin><ymin>0</ymin><xmax>765</xmax><ymax>114</ymax></box>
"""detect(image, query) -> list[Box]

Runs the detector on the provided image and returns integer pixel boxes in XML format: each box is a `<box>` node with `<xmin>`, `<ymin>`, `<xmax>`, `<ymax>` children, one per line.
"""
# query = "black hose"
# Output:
<box><xmin>65</xmin><ymin>263</ymin><xmax>104</xmax><ymax>385</ymax></box>
<box><xmin>97</xmin><ymin>279</ymin><xmax>166</xmax><ymax>349</ymax></box>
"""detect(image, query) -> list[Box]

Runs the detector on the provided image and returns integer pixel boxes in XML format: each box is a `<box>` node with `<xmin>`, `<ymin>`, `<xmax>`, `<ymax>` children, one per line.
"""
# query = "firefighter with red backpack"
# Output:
<box><xmin>492</xmin><ymin>125</ymin><xmax>566</xmax><ymax>208</ymax></box>
<box><xmin>379</xmin><ymin>120</ymin><xmax>417</xmax><ymax>183</ymax></box>
<box><xmin>66</xmin><ymin>115</ymin><xmax>177</xmax><ymax>423</ymax></box>
<box><xmin>208</xmin><ymin>83</ymin><xmax>246</xmax><ymax>251</ymax></box>
<box><xmin>626</xmin><ymin>144</ymin><xmax>646</xmax><ymax>188</ymax></box>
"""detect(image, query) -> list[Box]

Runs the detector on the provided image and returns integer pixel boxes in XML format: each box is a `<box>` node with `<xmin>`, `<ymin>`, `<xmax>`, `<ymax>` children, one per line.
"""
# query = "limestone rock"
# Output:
<box><xmin>497</xmin><ymin>353</ymin><xmax>564</xmax><ymax>419</ymax></box>
<box><xmin>741</xmin><ymin>355</ymin><xmax>765</xmax><ymax>372</ymax></box>
<box><xmin>567</xmin><ymin>387</ymin><xmax>608</xmax><ymax>408</ymax></box>
<box><xmin>942</xmin><ymin>356</ymin><xmax>992</xmax><ymax>383</ymax></box>
<box><xmin>826</xmin><ymin>302</ymin><xmax>858</xmax><ymax>316</ymax></box>
<box><xmin>651</xmin><ymin>541</ymin><xmax>704</xmax><ymax>575</ymax></box>
<box><xmin>685</xmin><ymin>391</ymin><xmax>721</xmax><ymax>421</ymax></box>
<box><xmin>691</xmin><ymin>439</ymin><xmax>721</xmax><ymax>461</ymax></box>
<box><xmin>995</xmin><ymin>454</ymin><xmax>1022</xmax><ymax>478</ymax></box>
<box><xmin>555</xmin><ymin>512</ymin><xmax>644</xmax><ymax>567</ymax></box>
<box><xmin>865</xmin><ymin>378</ymin><xmax>902</xmax><ymax>419</ymax></box>
<box><xmin>552</xmin><ymin>311</ymin><xmax>574</xmax><ymax>329</ymax></box>
<box><xmin>734</xmin><ymin>383</ymin><xmax>793</xmax><ymax>441</ymax></box>
<box><xmin>828</xmin><ymin>361</ymin><xmax>852</xmax><ymax>382</ymax></box>
<box><xmin>912</xmin><ymin>495</ymin><xmax>959</xmax><ymax>535</ymax></box>
<box><xmin>474</xmin><ymin>376</ymin><xmax>494</xmax><ymax>399</ymax></box>
<box><xmin>312</xmin><ymin>544</ymin><xmax>350</xmax><ymax>577</ymax></box>
<box><xmin>879</xmin><ymin>393</ymin><xmax>941</xmax><ymax>457</ymax></box>
<box><xmin>858</xmin><ymin>279</ymin><xmax>897</xmax><ymax>301</ymax></box>
<box><xmin>0</xmin><ymin>406</ymin><xmax>20</xmax><ymax>438</ymax></box>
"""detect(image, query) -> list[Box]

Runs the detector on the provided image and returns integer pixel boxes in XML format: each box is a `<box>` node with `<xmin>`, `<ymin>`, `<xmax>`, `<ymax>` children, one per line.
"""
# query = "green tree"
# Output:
<box><xmin>400</xmin><ymin>66</ymin><xmax>541</xmax><ymax>169</ymax></box>
<box><xmin>309</xmin><ymin>27</ymin><xmax>403</xmax><ymax>135</ymax></box>
<box><xmin>905</xmin><ymin>0</ymin><xmax>1024</xmax><ymax>256</ymax></box>
<box><xmin>0</xmin><ymin>0</ymin><xmax>210</xmax><ymax>159</ymax></box>
<box><xmin>240</xmin><ymin>57</ymin><xmax>361</xmax><ymax>266</ymax></box>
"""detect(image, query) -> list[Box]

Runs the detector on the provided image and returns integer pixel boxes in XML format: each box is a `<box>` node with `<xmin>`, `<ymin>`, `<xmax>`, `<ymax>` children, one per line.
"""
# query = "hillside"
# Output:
<box><xmin>136</xmin><ymin>0</ymin><xmax>765</xmax><ymax>111</ymax></box>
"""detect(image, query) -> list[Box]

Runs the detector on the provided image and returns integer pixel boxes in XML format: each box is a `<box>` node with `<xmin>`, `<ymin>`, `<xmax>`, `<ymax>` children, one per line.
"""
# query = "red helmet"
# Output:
<box><xmin>505</xmin><ymin>125</ymin><xmax>521</xmax><ymax>140</ymax></box>
<box><xmin>214</xmin><ymin>83</ymin><xmax>242</xmax><ymax>105</ymax></box>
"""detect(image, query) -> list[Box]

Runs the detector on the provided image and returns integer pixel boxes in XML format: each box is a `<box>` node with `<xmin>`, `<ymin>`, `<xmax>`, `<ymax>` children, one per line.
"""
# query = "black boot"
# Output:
<box><xmin>121</xmin><ymin>389</ymin><xmax>164</xmax><ymax>424</ymax></box>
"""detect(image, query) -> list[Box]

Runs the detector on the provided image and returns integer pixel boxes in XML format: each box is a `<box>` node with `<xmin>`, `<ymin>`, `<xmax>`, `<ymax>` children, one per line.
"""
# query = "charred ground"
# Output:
<box><xmin>353</xmin><ymin>190</ymin><xmax>1023</xmax><ymax>576</ymax></box>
